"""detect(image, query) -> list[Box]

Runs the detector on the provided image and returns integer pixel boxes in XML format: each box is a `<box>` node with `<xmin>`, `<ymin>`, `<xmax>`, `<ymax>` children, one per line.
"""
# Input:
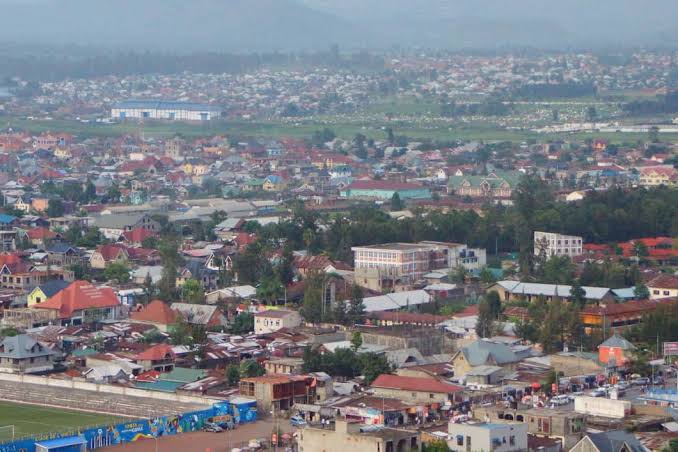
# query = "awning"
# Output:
<box><xmin>294</xmin><ymin>403</ymin><xmax>321</xmax><ymax>413</ymax></box>
<box><xmin>662</xmin><ymin>421</ymin><xmax>678</xmax><ymax>432</ymax></box>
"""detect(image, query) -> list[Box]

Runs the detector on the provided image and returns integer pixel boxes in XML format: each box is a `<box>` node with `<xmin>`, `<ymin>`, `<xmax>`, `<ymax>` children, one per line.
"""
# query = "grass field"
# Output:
<box><xmin>0</xmin><ymin>401</ymin><xmax>123</xmax><ymax>441</ymax></box>
<box><xmin>4</xmin><ymin>115</ymin><xmax>678</xmax><ymax>144</ymax></box>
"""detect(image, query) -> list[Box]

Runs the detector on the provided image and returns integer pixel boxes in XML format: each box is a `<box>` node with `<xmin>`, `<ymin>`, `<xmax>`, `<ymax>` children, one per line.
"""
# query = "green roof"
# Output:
<box><xmin>134</xmin><ymin>380</ymin><xmax>185</xmax><ymax>393</ymax></box>
<box><xmin>161</xmin><ymin>367</ymin><xmax>207</xmax><ymax>383</ymax></box>
<box><xmin>72</xmin><ymin>347</ymin><xmax>98</xmax><ymax>358</ymax></box>
<box><xmin>448</xmin><ymin>171</ymin><xmax>521</xmax><ymax>189</ymax></box>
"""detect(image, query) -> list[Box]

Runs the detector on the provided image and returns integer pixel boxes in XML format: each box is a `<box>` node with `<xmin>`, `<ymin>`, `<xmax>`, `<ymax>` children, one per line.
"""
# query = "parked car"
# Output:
<box><xmin>632</xmin><ymin>377</ymin><xmax>650</xmax><ymax>386</ymax></box>
<box><xmin>550</xmin><ymin>395</ymin><xmax>570</xmax><ymax>406</ymax></box>
<box><xmin>589</xmin><ymin>388</ymin><xmax>606</xmax><ymax>397</ymax></box>
<box><xmin>290</xmin><ymin>416</ymin><xmax>307</xmax><ymax>427</ymax></box>
<box><xmin>615</xmin><ymin>381</ymin><xmax>629</xmax><ymax>391</ymax></box>
<box><xmin>568</xmin><ymin>391</ymin><xmax>585</xmax><ymax>402</ymax></box>
<box><xmin>203</xmin><ymin>422</ymin><xmax>224</xmax><ymax>433</ymax></box>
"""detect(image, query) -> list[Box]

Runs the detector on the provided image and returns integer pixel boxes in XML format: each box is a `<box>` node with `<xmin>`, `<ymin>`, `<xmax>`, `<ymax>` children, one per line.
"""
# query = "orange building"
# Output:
<box><xmin>598</xmin><ymin>333</ymin><xmax>636</xmax><ymax>368</ymax></box>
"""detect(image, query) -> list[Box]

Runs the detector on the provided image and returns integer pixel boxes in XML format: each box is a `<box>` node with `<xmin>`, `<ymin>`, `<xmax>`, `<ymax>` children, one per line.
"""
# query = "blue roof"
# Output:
<box><xmin>37</xmin><ymin>279</ymin><xmax>70</xmax><ymax>297</ymax></box>
<box><xmin>0</xmin><ymin>214</ymin><xmax>17</xmax><ymax>224</ymax></box>
<box><xmin>134</xmin><ymin>380</ymin><xmax>184</xmax><ymax>393</ymax></box>
<box><xmin>113</xmin><ymin>99</ymin><xmax>221</xmax><ymax>113</ymax></box>
<box><xmin>35</xmin><ymin>436</ymin><xmax>87</xmax><ymax>448</ymax></box>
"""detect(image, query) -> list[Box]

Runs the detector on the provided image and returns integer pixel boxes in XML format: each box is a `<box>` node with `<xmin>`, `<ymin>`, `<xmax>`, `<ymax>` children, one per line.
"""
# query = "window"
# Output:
<box><xmin>653</xmin><ymin>290</ymin><xmax>660</xmax><ymax>295</ymax></box>
<box><xmin>429</xmin><ymin>394</ymin><xmax>434</xmax><ymax>399</ymax></box>
<box><xmin>664</xmin><ymin>291</ymin><xmax>670</xmax><ymax>296</ymax></box>
<box><xmin>457</xmin><ymin>436</ymin><xmax>464</xmax><ymax>446</ymax></box>
<box><xmin>411</xmin><ymin>393</ymin><xmax>416</xmax><ymax>398</ymax></box>
<box><xmin>510</xmin><ymin>436</ymin><xmax>515</xmax><ymax>446</ymax></box>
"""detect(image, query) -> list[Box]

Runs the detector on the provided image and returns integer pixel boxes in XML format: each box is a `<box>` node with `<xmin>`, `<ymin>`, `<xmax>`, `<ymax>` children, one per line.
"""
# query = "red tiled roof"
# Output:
<box><xmin>34</xmin><ymin>280</ymin><xmax>120</xmax><ymax>319</ymax></box>
<box><xmin>130</xmin><ymin>299</ymin><xmax>177</xmax><ymax>325</ymax></box>
<box><xmin>371</xmin><ymin>374</ymin><xmax>462</xmax><ymax>394</ymax></box>
<box><xmin>648</xmin><ymin>274</ymin><xmax>678</xmax><ymax>290</ymax></box>
<box><xmin>346</xmin><ymin>180</ymin><xmax>424</xmax><ymax>191</ymax></box>
<box><xmin>122</xmin><ymin>227</ymin><xmax>157</xmax><ymax>244</ymax></box>
<box><xmin>27</xmin><ymin>227</ymin><xmax>57</xmax><ymax>240</ymax></box>
<box><xmin>135</xmin><ymin>344</ymin><xmax>175</xmax><ymax>361</ymax></box>
<box><xmin>454</xmin><ymin>304</ymin><xmax>480</xmax><ymax>318</ymax></box>
<box><xmin>96</xmin><ymin>244</ymin><xmax>128</xmax><ymax>261</ymax></box>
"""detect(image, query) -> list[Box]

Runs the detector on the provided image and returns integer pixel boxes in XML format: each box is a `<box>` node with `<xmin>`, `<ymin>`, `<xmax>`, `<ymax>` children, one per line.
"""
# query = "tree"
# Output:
<box><xmin>181</xmin><ymin>278</ymin><xmax>205</xmax><ymax>304</ymax></box>
<box><xmin>84</xmin><ymin>180</ymin><xmax>97</xmax><ymax>202</ymax></box>
<box><xmin>479</xmin><ymin>266</ymin><xmax>496</xmax><ymax>285</ymax></box>
<box><xmin>633</xmin><ymin>240</ymin><xmax>649</xmax><ymax>259</ymax></box>
<box><xmin>169</xmin><ymin>316</ymin><xmax>192</xmax><ymax>345</ymax></box>
<box><xmin>274</xmin><ymin>246</ymin><xmax>295</xmax><ymax>286</ymax></box>
<box><xmin>570</xmin><ymin>278</ymin><xmax>587</xmax><ymax>308</ymax></box>
<box><xmin>450</xmin><ymin>266</ymin><xmax>468</xmax><ymax>284</ymax></box>
<box><xmin>485</xmin><ymin>291</ymin><xmax>502</xmax><ymax>319</ymax></box>
<box><xmin>46</xmin><ymin>199</ymin><xmax>65</xmax><ymax>217</ymax></box>
<box><xmin>103</xmin><ymin>262</ymin><xmax>131</xmax><ymax>283</ymax></box>
<box><xmin>229</xmin><ymin>313</ymin><xmax>254</xmax><ymax>334</ymax></box>
<box><xmin>649</xmin><ymin>125</ymin><xmax>660</xmax><ymax>143</ymax></box>
<box><xmin>423</xmin><ymin>440</ymin><xmax>452</xmax><ymax>452</ymax></box>
<box><xmin>585</xmin><ymin>105</ymin><xmax>598</xmax><ymax>122</ymax></box>
<box><xmin>634</xmin><ymin>283</ymin><xmax>650</xmax><ymax>300</ymax></box>
<box><xmin>302</xmin><ymin>347</ymin><xmax>323</xmax><ymax>373</ymax></box>
<box><xmin>350</xmin><ymin>331</ymin><xmax>363</xmax><ymax>352</ymax></box>
<box><xmin>225</xmin><ymin>364</ymin><xmax>240</xmax><ymax>387</ymax></box>
<box><xmin>347</xmin><ymin>284</ymin><xmax>365</xmax><ymax>325</ymax></box>
<box><xmin>141</xmin><ymin>236</ymin><xmax>159</xmax><ymax>249</ymax></box>
<box><xmin>301</xmin><ymin>274</ymin><xmax>324</xmax><ymax>323</ymax></box>
<box><xmin>475</xmin><ymin>298</ymin><xmax>496</xmax><ymax>338</ymax></box>
<box><xmin>390</xmin><ymin>192</ymin><xmax>404</xmax><ymax>211</ymax></box>
<box><xmin>239</xmin><ymin>359</ymin><xmax>265</xmax><ymax>378</ymax></box>
<box><xmin>359</xmin><ymin>352</ymin><xmax>392</xmax><ymax>385</ymax></box>
<box><xmin>158</xmin><ymin>236</ymin><xmax>182</xmax><ymax>301</ymax></box>
<box><xmin>256</xmin><ymin>275</ymin><xmax>284</xmax><ymax>304</ymax></box>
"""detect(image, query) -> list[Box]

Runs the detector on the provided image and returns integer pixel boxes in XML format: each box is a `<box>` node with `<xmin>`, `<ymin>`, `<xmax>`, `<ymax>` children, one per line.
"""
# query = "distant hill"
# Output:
<box><xmin>0</xmin><ymin>0</ymin><xmax>356</xmax><ymax>51</ymax></box>
<box><xmin>0</xmin><ymin>0</ymin><xmax>677</xmax><ymax>51</ymax></box>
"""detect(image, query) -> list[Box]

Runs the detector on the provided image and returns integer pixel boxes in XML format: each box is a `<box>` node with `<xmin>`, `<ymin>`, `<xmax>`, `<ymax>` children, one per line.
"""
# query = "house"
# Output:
<box><xmin>340</xmin><ymin>180</ymin><xmax>431</xmax><ymax>201</ymax></box>
<box><xmin>239</xmin><ymin>374</ymin><xmax>317</xmax><ymax>412</ymax></box>
<box><xmin>177</xmin><ymin>259</ymin><xmax>218</xmax><ymax>290</ymax></box>
<box><xmin>129</xmin><ymin>299</ymin><xmax>178</xmax><ymax>332</ymax></box>
<box><xmin>262</xmin><ymin>175</ymin><xmax>287</xmax><ymax>192</ymax></box>
<box><xmin>534</xmin><ymin>231</ymin><xmax>583</xmax><ymax>258</ymax></box>
<box><xmin>90</xmin><ymin>244</ymin><xmax>129</xmax><ymax>270</ymax></box>
<box><xmin>170</xmin><ymin>302</ymin><xmax>226</xmax><ymax>329</ymax></box>
<box><xmin>46</xmin><ymin>242</ymin><xmax>82</xmax><ymax>267</ymax></box>
<box><xmin>598</xmin><ymin>333</ymin><xmax>636</xmax><ymax>369</ymax></box>
<box><xmin>26</xmin><ymin>227</ymin><xmax>59</xmax><ymax>247</ymax></box>
<box><xmin>447</xmin><ymin>171</ymin><xmax>520</xmax><ymax>199</ymax></box>
<box><xmin>489</xmin><ymin>281</ymin><xmax>614</xmax><ymax>304</ymax></box>
<box><xmin>92</xmin><ymin>213</ymin><xmax>160</xmax><ymax>240</ymax></box>
<box><xmin>253</xmin><ymin>309</ymin><xmax>302</xmax><ymax>335</ymax></box>
<box><xmin>570</xmin><ymin>430</ymin><xmax>645</xmax><ymax>452</ymax></box>
<box><xmin>451</xmin><ymin>339</ymin><xmax>522</xmax><ymax>378</ymax></box>
<box><xmin>447</xmin><ymin>422</ymin><xmax>528</xmax><ymax>452</ymax></box>
<box><xmin>370</xmin><ymin>374</ymin><xmax>463</xmax><ymax>405</ymax></box>
<box><xmin>33</xmin><ymin>280</ymin><xmax>121</xmax><ymax>326</ymax></box>
<box><xmin>297</xmin><ymin>419</ymin><xmax>421</xmax><ymax>452</ymax></box>
<box><xmin>27</xmin><ymin>279</ymin><xmax>70</xmax><ymax>307</ymax></box>
<box><xmin>647</xmin><ymin>274</ymin><xmax>678</xmax><ymax>300</ymax></box>
<box><xmin>0</xmin><ymin>334</ymin><xmax>59</xmax><ymax>374</ymax></box>
<box><xmin>638</xmin><ymin>166</ymin><xmax>678</xmax><ymax>187</ymax></box>
<box><xmin>121</xmin><ymin>227</ymin><xmax>157</xmax><ymax>247</ymax></box>
<box><xmin>134</xmin><ymin>344</ymin><xmax>175</xmax><ymax>372</ymax></box>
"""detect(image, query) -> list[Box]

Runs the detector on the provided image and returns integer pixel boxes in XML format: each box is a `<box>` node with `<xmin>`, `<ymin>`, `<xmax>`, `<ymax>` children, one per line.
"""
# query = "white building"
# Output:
<box><xmin>253</xmin><ymin>309</ymin><xmax>302</xmax><ymax>335</ymax></box>
<box><xmin>111</xmin><ymin>100</ymin><xmax>221</xmax><ymax>121</ymax></box>
<box><xmin>352</xmin><ymin>241</ymin><xmax>486</xmax><ymax>290</ymax></box>
<box><xmin>447</xmin><ymin>422</ymin><xmax>528</xmax><ymax>452</ymax></box>
<box><xmin>534</xmin><ymin>231</ymin><xmax>583</xmax><ymax>258</ymax></box>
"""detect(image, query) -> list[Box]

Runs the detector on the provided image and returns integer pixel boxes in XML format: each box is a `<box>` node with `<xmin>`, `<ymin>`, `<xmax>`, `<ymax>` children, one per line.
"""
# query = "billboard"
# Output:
<box><xmin>664</xmin><ymin>342</ymin><xmax>678</xmax><ymax>355</ymax></box>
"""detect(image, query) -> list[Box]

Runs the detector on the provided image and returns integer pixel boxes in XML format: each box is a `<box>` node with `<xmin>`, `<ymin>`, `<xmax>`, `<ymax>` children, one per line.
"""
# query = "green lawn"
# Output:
<box><xmin>0</xmin><ymin>401</ymin><xmax>122</xmax><ymax>441</ymax></box>
<box><xmin>4</xmin><ymin>115</ymin><xmax>678</xmax><ymax>144</ymax></box>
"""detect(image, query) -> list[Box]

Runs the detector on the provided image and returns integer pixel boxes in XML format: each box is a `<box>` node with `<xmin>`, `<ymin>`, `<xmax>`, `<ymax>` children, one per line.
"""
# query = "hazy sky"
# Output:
<box><xmin>1</xmin><ymin>0</ymin><xmax>677</xmax><ymax>52</ymax></box>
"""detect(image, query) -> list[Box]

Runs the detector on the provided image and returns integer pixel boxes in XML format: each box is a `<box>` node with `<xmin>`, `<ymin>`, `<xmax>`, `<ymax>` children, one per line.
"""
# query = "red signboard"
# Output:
<box><xmin>663</xmin><ymin>342</ymin><xmax>678</xmax><ymax>355</ymax></box>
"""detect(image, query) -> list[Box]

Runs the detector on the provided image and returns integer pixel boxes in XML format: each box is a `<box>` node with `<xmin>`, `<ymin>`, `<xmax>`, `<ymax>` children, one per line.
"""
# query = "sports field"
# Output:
<box><xmin>0</xmin><ymin>401</ymin><xmax>123</xmax><ymax>441</ymax></box>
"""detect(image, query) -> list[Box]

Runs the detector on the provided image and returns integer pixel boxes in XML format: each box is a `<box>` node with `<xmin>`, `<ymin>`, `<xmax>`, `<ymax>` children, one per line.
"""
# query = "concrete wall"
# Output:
<box><xmin>0</xmin><ymin>372</ymin><xmax>216</xmax><ymax>406</ymax></box>
<box><xmin>574</xmin><ymin>396</ymin><xmax>631</xmax><ymax>419</ymax></box>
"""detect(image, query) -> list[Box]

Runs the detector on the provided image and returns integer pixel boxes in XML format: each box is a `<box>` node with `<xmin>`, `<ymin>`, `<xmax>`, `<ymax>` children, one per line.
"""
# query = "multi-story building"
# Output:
<box><xmin>638</xmin><ymin>166</ymin><xmax>678</xmax><ymax>187</ymax></box>
<box><xmin>533</xmin><ymin>231</ymin><xmax>583</xmax><ymax>257</ymax></box>
<box><xmin>447</xmin><ymin>422</ymin><xmax>528</xmax><ymax>452</ymax></box>
<box><xmin>352</xmin><ymin>241</ymin><xmax>486</xmax><ymax>291</ymax></box>
<box><xmin>253</xmin><ymin>309</ymin><xmax>303</xmax><ymax>335</ymax></box>
<box><xmin>297</xmin><ymin>419</ymin><xmax>421</xmax><ymax>452</ymax></box>
<box><xmin>473</xmin><ymin>406</ymin><xmax>586</xmax><ymax>450</ymax></box>
<box><xmin>239</xmin><ymin>374</ymin><xmax>317</xmax><ymax>412</ymax></box>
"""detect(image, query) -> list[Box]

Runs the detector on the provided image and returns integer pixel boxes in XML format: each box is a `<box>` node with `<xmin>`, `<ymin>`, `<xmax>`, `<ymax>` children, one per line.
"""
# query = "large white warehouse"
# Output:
<box><xmin>111</xmin><ymin>100</ymin><xmax>221</xmax><ymax>121</ymax></box>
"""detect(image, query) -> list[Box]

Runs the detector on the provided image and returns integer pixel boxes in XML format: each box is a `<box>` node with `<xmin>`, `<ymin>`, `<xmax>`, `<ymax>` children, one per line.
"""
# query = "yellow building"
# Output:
<box><xmin>262</xmin><ymin>175</ymin><xmax>287</xmax><ymax>192</ymax></box>
<box><xmin>27</xmin><ymin>280</ymin><xmax>69</xmax><ymax>307</ymax></box>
